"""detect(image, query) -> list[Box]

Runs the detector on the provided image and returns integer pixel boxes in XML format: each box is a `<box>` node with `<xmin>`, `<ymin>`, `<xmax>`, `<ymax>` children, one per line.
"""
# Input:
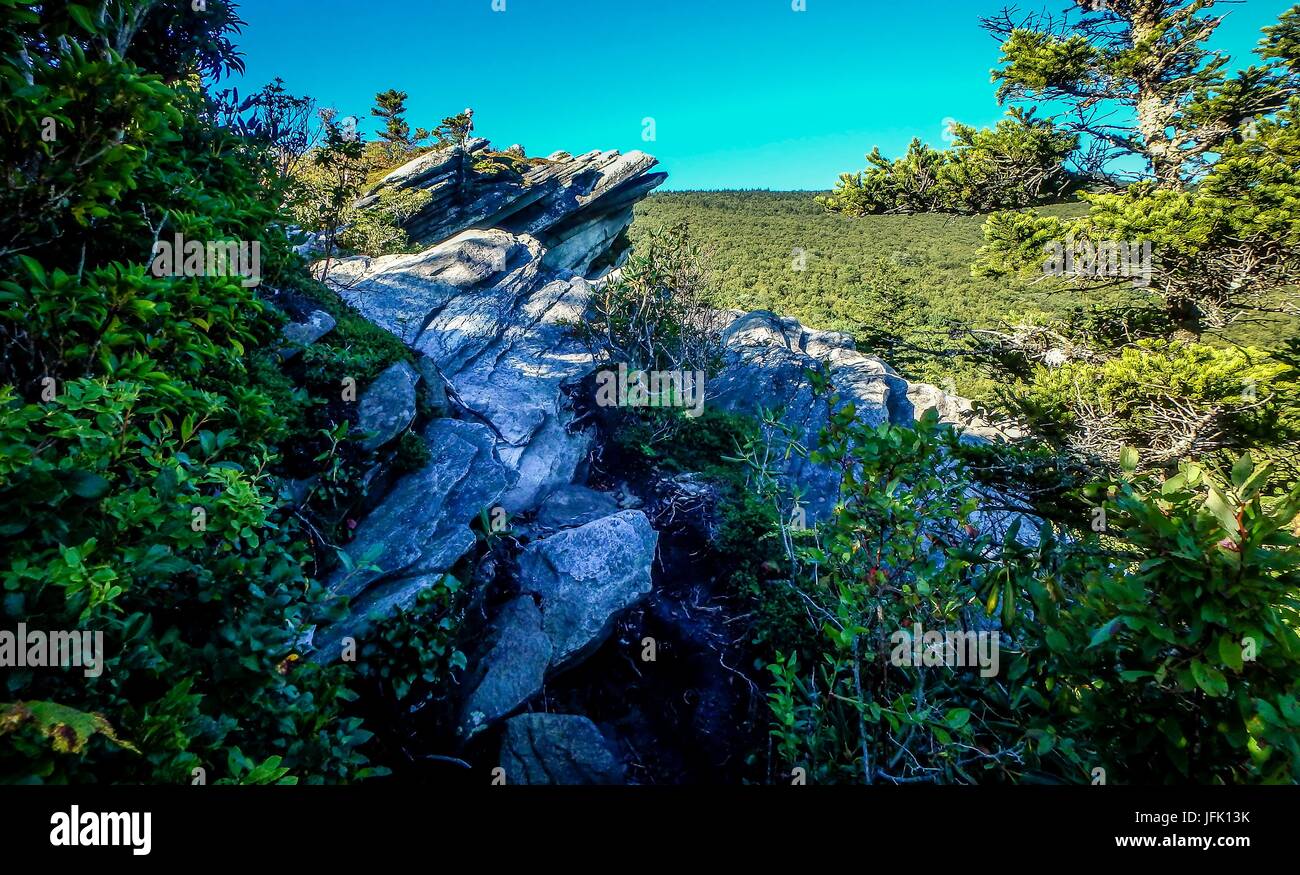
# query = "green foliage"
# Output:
<box><xmin>339</xmin><ymin>186</ymin><xmax>432</xmax><ymax>256</ymax></box>
<box><xmin>766</xmin><ymin>407</ymin><xmax>1034</xmax><ymax>783</ymax></box>
<box><xmin>431</xmin><ymin>111</ymin><xmax>473</xmax><ymax>148</ymax></box>
<box><xmin>1020</xmin><ymin>453</ymin><xmax>1300</xmax><ymax>783</ymax></box>
<box><xmin>371</xmin><ymin>88</ymin><xmax>413</xmax><ymax>161</ymax></box>
<box><xmin>983</xmin><ymin>1</ymin><xmax>1299</xmax><ymax>187</ymax></box>
<box><xmin>472</xmin><ymin>146</ymin><xmax>534</xmax><ymax>179</ymax></box>
<box><xmin>0</xmin><ymin>700</ymin><xmax>139</xmax><ymax>759</ymax></box>
<box><xmin>575</xmin><ymin>221</ymin><xmax>724</xmax><ymax>377</ymax></box>
<box><xmin>975</xmin><ymin>100</ymin><xmax>1300</xmax><ymax>336</ymax></box>
<box><xmin>292</xmin><ymin>111</ymin><xmax>369</xmax><ymax>266</ymax></box>
<box><xmin>1011</xmin><ymin>340</ymin><xmax>1299</xmax><ymax>473</ymax></box>
<box><xmin>817</xmin><ymin>110</ymin><xmax>1077</xmax><ymax>216</ymax></box>
<box><xmin>631</xmin><ymin>192</ymin><xmax>1139</xmax><ymax>397</ymax></box>
<box><xmin>213</xmin><ymin>77</ymin><xmax>318</xmax><ymax>180</ymax></box>
<box><xmin>354</xmin><ymin>578</ymin><xmax>468</xmax><ymax>705</ymax></box>
<box><xmin>760</xmin><ymin>390</ymin><xmax>1300</xmax><ymax>783</ymax></box>
<box><xmin>613</xmin><ymin>407</ymin><xmax>755</xmax><ymax>480</ymax></box>
<box><xmin>391</xmin><ymin>429</ymin><xmax>432</xmax><ymax>474</ymax></box>
<box><xmin>0</xmin><ymin>1</ymin><xmax>377</xmax><ymax>784</ymax></box>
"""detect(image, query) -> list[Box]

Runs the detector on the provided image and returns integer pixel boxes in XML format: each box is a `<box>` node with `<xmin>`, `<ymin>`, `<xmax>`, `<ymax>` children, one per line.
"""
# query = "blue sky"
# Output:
<box><xmin>232</xmin><ymin>0</ymin><xmax>1293</xmax><ymax>190</ymax></box>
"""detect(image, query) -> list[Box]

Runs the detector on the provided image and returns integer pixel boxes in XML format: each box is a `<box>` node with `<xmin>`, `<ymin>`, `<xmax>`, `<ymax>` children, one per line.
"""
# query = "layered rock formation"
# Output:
<box><xmin>306</xmin><ymin>143</ymin><xmax>1030</xmax><ymax>782</ymax></box>
<box><xmin>356</xmin><ymin>140</ymin><xmax>667</xmax><ymax>275</ymax></box>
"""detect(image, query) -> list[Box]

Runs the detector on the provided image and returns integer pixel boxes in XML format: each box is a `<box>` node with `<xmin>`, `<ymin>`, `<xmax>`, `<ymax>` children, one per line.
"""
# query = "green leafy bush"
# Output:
<box><xmin>339</xmin><ymin>186</ymin><xmax>432</xmax><ymax>255</ymax></box>
<box><xmin>766</xmin><ymin>406</ymin><xmax>1035</xmax><ymax>783</ymax></box>
<box><xmin>760</xmin><ymin>379</ymin><xmax>1300</xmax><ymax>784</ymax></box>
<box><xmin>573</xmin><ymin>221</ymin><xmax>725</xmax><ymax>376</ymax></box>
<box><xmin>1019</xmin><ymin>452</ymin><xmax>1300</xmax><ymax>784</ymax></box>
<box><xmin>1010</xmin><ymin>340</ymin><xmax>1299</xmax><ymax>472</ymax></box>
<box><xmin>0</xmin><ymin>1</ymin><xmax>377</xmax><ymax>784</ymax></box>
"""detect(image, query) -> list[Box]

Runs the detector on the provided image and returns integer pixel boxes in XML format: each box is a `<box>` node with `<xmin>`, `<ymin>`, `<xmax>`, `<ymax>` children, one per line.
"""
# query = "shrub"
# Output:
<box><xmin>761</xmin><ymin>378</ymin><xmax>1300</xmax><ymax>784</ymax></box>
<box><xmin>1009</xmin><ymin>340</ymin><xmax>1300</xmax><ymax>471</ymax></box>
<box><xmin>339</xmin><ymin>186</ymin><xmax>432</xmax><ymax>256</ymax></box>
<box><xmin>766</xmin><ymin>406</ymin><xmax>1034</xmax><ymax>783</ymax></box>
<box><xmin>574</xmin><ymin>221</ymin><xmax>726</xmax><ymax>377</ymax></box>
<box><xmin>1019</xmin><ymin>452</ymin><xmax>1300</xmax><ymax>784</ymax></box>
<box><xmin>0</xmin><ymin>1</ymin><xmax>377</xmax><ymax>784</ymax></box>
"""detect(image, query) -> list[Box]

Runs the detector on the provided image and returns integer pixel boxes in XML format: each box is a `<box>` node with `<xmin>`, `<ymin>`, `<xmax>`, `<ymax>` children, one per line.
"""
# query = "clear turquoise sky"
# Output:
<box><xmin>232</xmin><ymin>0</ymin><xmax>1293</xmax><ymax>190</ymax></box>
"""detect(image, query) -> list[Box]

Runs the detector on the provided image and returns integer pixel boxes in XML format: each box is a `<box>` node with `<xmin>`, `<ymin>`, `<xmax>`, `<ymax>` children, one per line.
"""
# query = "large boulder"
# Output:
<box><xmin>517</xmin><ymin>510</ymin><xmax>658</xmax><ymax>671</ymax></box>
<box><xmin>323</xmin><ymin>228</ymin><xmax>544</xmax><ymax>347</ymax></box>
<box><xmin>279</xmin><ymin>309</ymin><xmax>335</xmax><ymax>358</ymax></box>
<box><xmin>533</xmin><ymin>484</ymin><xmax>620</xmax><ymax>530</ymax></box>
<box><xmin>498</xmin><ymin>713</ymin><xmax>624</xmax><ymax>785</ymax></box>
<box><xmin>712</xmin><ymin>310</ymin><xmax>1019</xmax><ymax>520</ymax></box>
<box><xmin>356</xmin><ymin>143</ymin><xmax>667</xmax><ymax>269</ymax></box>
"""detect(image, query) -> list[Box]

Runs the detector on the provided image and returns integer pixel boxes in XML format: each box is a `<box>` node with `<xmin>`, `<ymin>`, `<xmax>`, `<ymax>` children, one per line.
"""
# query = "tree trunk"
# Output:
<box><xmin>1130</xmin><ymin>3</ymin><xmax>1188</xmax><ymax>189</ymax></box>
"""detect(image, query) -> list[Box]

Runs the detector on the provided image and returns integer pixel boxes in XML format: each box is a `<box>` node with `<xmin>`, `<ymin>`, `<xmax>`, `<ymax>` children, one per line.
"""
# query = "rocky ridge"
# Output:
<box><xmin>297</xmin><ymin>142</ymin><xmax>1026</xmax><ymax>783</ymax></box>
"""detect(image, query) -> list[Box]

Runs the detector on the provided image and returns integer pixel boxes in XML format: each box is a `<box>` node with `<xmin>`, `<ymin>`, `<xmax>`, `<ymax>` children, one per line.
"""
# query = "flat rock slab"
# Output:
<box><xmin>457</xmin><ymin>597</ymin><xmax>552</xmax><ymax>739</ymax></box>
<box><xmin>324</xmin><ymin>232</ymin><xmax>598</xmax><ymax>516</ymax></box>
<box><xmin>534</xmin><ymin>484</ymin><xmax>620</xmax><ymax>530</ymax></box>
<box><xmin>357</xmin><ymin>360</ymin><xmax>419</xmax><ymax>450</ymax></box>
<box><xmin>498</xmin><ymin>713</ymin><xmax>624</xmax><ymax>785</ymax></box>
<box><xmin>280</xmin><ymin>309</ymin><xmax>336</xmax><ymax>356</ymax></box>
<box><xmin>312</xmin><ymin>418</ymin><xmax>515</xmax><ymax>658</ymax></box>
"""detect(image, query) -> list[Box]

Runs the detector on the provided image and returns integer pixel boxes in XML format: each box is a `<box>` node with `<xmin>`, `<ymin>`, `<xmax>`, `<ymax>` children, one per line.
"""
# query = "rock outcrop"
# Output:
<box><xmin>279</xmin><ymin>309</ymin><xmax>335</xmax><ymax>359</ymax></box>
<box><xmin>311</xmin><ymin>418</ymin><xmax>513</xmax><ymax>658</ymax></box>
<box><xmin>458</xmin><ymin>597</ymin><xmax>552</xmax><ymax>739</ymax></box>
<box><xmin>308</xmin><ymin>141</ymin><xmax>1035</xmax><ymax>782</ymax></box>
<box><xmin>533</xmin><ymin>484</ymin><xmax>620</xmax><ymax>531</ymax></box>
<box><xmin>325</xmin><ymin>229</ymin><xmax>598</xmax><ymax>514</ymax></box>
<box><xmin>517</xmin><ymin>510</ymin><xmax>658</xmax><ymax>671</ymax></box>
<box><xmin>356</xmin><ymin>360</ymin><xmax>419</xmax><ymax>450</ymax></box>
<box><xmin>712</xmin><ymin>310</ymin><xmax>1022</xmax><ymax>520</ymax></box>
<box><xmin>357</xmin><ymin>140</ymin><xmax>667</xmax><ymax>275</ymax></box>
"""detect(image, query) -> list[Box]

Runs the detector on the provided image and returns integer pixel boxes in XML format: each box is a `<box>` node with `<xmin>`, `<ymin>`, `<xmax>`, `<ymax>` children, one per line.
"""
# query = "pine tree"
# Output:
<box><xmin>982</xmin><ymin>0</ymin><xmax>1299</xmax><ymax>188</ymax></box>
<box><xmin>371</xmin><ymin>88</ymin><xmax>412</xmax><ymax>161</ymax></box>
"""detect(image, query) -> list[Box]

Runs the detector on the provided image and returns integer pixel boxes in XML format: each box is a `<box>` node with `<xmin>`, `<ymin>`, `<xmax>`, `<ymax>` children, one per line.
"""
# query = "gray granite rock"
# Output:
<box><xmin>457</xmin><ymin>597</ymin><xmax>552</xmax><ymax>738</ymax></box>
<box><xmin>280</xmin><ymin>309</ymin><xmax>336</xmax><ymax>355</ymax></box>
<box><xmin>498</xmin><ymin>713</ymin><xmax>624</xmax><ymax>785</ymax></box>
<box><xmin>534</xmin><ymin>485</ymin><xmax>620</xmax><ymax>530</ymax></box>
<box><xmin>311</xmin><ymin>418</ymin><xmax>515</xmax><ymax>658</ymax></box>
<box><xmin>325</xmin><ymin>236</ymin><xmax>598</xmax><ymax>515</ymax></box>
<box><xmin>517</xmin><ymin>510</ymin><xmax>657</xmax><ymax>670</ymax></box>
<box><xmin>357</xmin><ymin>361</ymin><xmax>419</xmax><ymax>450</ymax></box>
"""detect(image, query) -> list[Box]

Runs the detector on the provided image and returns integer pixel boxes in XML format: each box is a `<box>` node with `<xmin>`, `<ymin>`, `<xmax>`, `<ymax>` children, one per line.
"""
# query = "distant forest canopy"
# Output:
<box><xmin>778</xmin><ymin>0</ymin><xmax>1300</xmax><ymax>476</ymax></box>
<box><xmin>632</xmin><ymin>189</ymin><xmax>1297</xmax><ymax>386</ymax></box>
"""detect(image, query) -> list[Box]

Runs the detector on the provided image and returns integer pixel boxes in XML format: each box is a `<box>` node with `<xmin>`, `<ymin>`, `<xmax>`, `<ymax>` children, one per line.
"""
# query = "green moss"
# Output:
<box><xmin>391</xmin><ymin>430</ymin><xmax>432</xmax><ymax>473</ymax></box>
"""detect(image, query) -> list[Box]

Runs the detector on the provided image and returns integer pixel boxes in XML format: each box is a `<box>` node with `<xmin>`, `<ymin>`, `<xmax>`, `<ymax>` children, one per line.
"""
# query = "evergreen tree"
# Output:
<box><xmin>963</xmin><ymin>4</ymin><xmax>1300</xmax><ymax>467</ymax></box>
<box><xmin>371</xmin><ymin>88</ymin><xmax>412</xmax><ymax>161</ymax></box>
<box><xmin>981</xmin><ymin>0</ymin><xmax>1299</xmax><ymax>187</ymax></box>
<box><xmin>818</xmin><ymin>109</ymin><xmax>1077</xmax><ymax>216</ymax></box>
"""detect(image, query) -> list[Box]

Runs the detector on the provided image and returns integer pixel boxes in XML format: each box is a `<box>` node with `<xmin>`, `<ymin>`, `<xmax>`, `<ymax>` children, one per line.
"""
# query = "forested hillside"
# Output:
<box><xmin>632</xmin><ymin>191</ymin><xmax>1298</xmax><ymax>401</ymax></box>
